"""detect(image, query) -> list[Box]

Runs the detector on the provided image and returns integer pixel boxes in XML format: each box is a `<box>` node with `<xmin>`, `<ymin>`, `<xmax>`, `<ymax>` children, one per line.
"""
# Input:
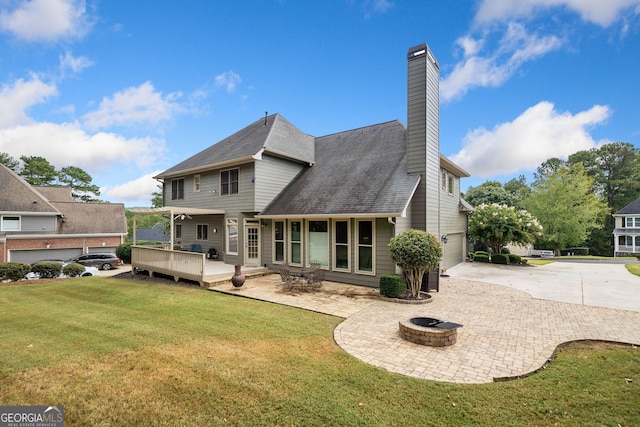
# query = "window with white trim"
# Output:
<box><xmin>626</xmin><ymin>217</ymin><xmax>640</xmax><ymax>227</ymax></box>
<box><xmin>193</xmin><ymin>174</ymin><xmax>201</xmax><ymax>192</ymax></box>
<box><xmin>197</xmin><ymin>224</ymin><xmax>209</xmax><ymax>241</ymax></box>
<box><xmin>226</xmin><ymin>219</ymin><xmax>238</xmax><ymax>254</ymax></box>
<box><xmin>221</xmin><ymin>168</ymin><xmax>239</xmax><ymax>195</ymax></box>
<box><xmin>447</xmin><ymin>174</ymin><xmax>454</xmax><ymax>195</ymax></box>
<box><xmin>289</xmin><ymin>220</ymin><xmax>302</xmax><ymax>265</ymax></box>
<box><xmin>308</xmin><ymin>220</ymin><xmax>328</xmax><ymax>267</ymax></box>
<box><xmin>356</xmin><ymin>219</ymin><xmax>374</xmax><ymax>273</ymax></box>
<box><xmin>333</xmin><ymin>219</ymin><xmax>350</xmax><ymax>271</ymax></box>
<box><xmin>274</xmin><ymin>221</ymin><xmax>285</xmax><ymax>262</ymax></box>
<box><xmin>1</xmin><ymin>216</ymin><xmax>20</xmax><ymax>231</ymax></box>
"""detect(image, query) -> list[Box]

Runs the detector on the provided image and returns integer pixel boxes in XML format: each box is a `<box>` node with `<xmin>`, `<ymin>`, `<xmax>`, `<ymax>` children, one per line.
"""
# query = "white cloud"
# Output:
<box><xmin>475</xmin><ymin>0</ymin><xmax>640</xmax><ymax>27</ymax></box>
<box><xmin>0</xmin><ymin>122</ymin><xmax>165</xmax><ymax>171</ymax></box>
<box><xmin>441</xmin><ymin>23</ymin><xmax>562</xmax><ymax>102</ymax></box>
<box><xmin>101</xmin><ymin>170</ymin><xmax>163</xmax><ymax>204</ymax></box>
<box><xmin>82</xmin><ymin>82</ymin><xmax>183</xmax><ymax>130</ymax></box>
<box><xmin>0</xmin><ymin>0</ymin><xmax>92</xmax><ymax>42</ymax></box>
<box><xmin>450</xmin><ymin>101</ymin><xmax>611</xmax><ymax>177</ymax></box>
<box><xmin>214</xmin><ymin>71</ymin><xmax>241</xmax><ymax>93</ymax></box>
<box><xmin>0</xmin><ymin>75</ymin><xmax>58</xmax><ymax>128</ymax></box>
<box><xmin>59</xmin><ymin>51</ymin><xmax>93</xmax><ymax>75</ymax></box>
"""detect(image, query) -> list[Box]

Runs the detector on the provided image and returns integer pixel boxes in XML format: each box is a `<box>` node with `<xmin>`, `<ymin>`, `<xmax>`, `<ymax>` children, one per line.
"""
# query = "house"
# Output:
<box><xmin>151</xmin><ymin>43</ymin><xmax>471</xmax><ymax>287</ymax></box>
<box><xmin>0</xmin><ymin>164</ymin><xmax>128</xmax><ymax>264</ymax></box>
<box><xmin>613</xmin><ymin>197</ymin><xmax>640</xmax><ymax>256</ymax></box>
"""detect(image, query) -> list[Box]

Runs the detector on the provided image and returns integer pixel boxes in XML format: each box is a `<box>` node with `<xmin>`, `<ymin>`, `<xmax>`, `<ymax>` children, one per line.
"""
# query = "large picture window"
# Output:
<box><xmin>308</xmin><ymin>220</ymin><xmax>328</xmax><ymax>267</ymax></box>
<box><xmin>197</xmin><ymin>224</ymin><xmax>208</xmax><ymax>241</ymax></box>
<box><xmin>356</xmin><ymin>220</ymin><xmax>374</xmax><ymax>273</ymax></box>
<box><xmin>274</xmin><ymin>221</ymin><xmax>285</xmax><ymax>262</ymax></box>
<box><xmin>221</xmin><ymin>169</ymin><xmax>239</xmax><ymax>195</ymax></box>
<box><xmin>333</xmin><ymin>220</ymin><xmax>350</xmax><ymax>271</ymax></box>
<box><xmin>171</xmin><ymin>179</ymin><xmax>184</xmax><ymax>200</ymax></box>
<box><xmin>226</xmin><ymin>219</ymin><xmax>238</xmax><ymax>254</ymax></box>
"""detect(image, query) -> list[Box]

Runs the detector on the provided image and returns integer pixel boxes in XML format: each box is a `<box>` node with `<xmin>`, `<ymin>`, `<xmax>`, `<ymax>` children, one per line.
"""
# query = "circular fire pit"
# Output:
<box><xmin>399</xmin><ymin>317</ymin><xmax>461</xmax><ymax>347</ymax></box>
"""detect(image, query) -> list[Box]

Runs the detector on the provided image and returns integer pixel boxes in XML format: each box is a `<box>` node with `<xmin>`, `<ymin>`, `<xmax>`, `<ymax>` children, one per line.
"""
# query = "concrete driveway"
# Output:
<box><xmin>447</xmin><ymin>261</ymin><xmax>640</xmax><ymax>312</ymax></box>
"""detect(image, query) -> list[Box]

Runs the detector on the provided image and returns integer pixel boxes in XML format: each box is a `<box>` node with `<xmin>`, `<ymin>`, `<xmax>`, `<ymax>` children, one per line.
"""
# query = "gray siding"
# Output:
<box><xmin>254</xmin><ymin>155</ymin><xmax>305</xmax><ymax>211</ymax></box>
<box><xmin>21</xmin><ymin>216</ymin><xmax>57</xmax><ymax>233</ymax></box>
<box><xmin>163</xmin><ymin>162</ymin><xmax>256</xmax><ymax>212</ymax></box>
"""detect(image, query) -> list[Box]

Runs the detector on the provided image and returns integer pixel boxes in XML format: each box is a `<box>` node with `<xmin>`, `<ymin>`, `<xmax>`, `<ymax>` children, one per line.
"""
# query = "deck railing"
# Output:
<box><xmin>132</xmin><ymin>246</ymin><xmax>206</xmax><ymax>286</ymax></box>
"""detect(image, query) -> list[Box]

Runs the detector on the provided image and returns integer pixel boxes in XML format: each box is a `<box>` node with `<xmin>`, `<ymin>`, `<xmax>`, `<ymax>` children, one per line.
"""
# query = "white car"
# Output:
<box><xmin>26</xmin><ymin>262</ymin><xmax>100</xmax><ymax>280</ymax></box>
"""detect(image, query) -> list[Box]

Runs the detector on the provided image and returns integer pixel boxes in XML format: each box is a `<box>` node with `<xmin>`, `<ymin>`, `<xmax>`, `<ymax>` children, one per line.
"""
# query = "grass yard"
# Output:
<box><xmin>1</xmin><ymin>277</ymin><xmax>639</xmax><ymax>426</ymax></box>
<box><xmin>627</xmin><ymin>263</ymin><xmax>640</xmax><ymax>277</ymax></box>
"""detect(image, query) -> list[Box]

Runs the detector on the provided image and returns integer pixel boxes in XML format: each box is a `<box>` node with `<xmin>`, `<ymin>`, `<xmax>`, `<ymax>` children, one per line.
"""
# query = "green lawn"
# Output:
<box><xmin>1</xmin><ymin>277</ymin><xmax>638</xmax><ymax>426</ymax></box>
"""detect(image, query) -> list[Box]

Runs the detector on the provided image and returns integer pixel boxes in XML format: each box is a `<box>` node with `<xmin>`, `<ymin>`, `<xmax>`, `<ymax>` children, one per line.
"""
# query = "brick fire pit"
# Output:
<box><xmin>399</xmin><ymin>317</ymin><xmax>462</xmax><ymax>347</ymax></box>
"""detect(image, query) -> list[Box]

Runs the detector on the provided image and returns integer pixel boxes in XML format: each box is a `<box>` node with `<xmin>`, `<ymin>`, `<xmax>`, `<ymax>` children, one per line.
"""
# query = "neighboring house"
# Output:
<box><xmin>0</xmin><ymin>164</ymin><xmax>128</xmax><ymax>264</ymax></box>
<box><xmin>613</xmin><ymin>197</ymin><xmax>640</xmax><ymax>256</ymax></box>
<box><xmin>153</xmin><ymin>43</ymin><xmax>471</xmax><ymax>287</ymax></box>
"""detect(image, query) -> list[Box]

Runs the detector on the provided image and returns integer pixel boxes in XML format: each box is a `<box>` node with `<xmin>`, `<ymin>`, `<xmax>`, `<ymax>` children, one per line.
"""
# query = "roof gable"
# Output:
<box><xmin>615</xmin><ymin>197</ymin><xmax>640</xmax><ymax>215</ymax></box>
<box><xmin>260</xmin><ymin>120</ymin><xmax>421</xmax><ymax>217</ymax></box>
<box><xmin>156</xmin><ymin>113</ymin><xmax>314</xmax><ymax>178</ymax></box>
<box><xmin>0</xmin><ymin>164</ymin><xmax>60</xmax><ymax>214</ymax></box>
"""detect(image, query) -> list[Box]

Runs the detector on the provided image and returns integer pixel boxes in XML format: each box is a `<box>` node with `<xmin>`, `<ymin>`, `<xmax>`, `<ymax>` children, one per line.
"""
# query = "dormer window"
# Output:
<box><xmin>221</xmin><ymin>168</ymin><xmax>239</xmax><ymax>195</ymax></box>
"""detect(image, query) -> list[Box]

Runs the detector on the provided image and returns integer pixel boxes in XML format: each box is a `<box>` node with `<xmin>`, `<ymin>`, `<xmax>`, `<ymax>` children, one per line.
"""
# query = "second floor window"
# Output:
<box><xmin>1</xmin><ymin>215</ymin><xmax>20</xmax><ymax>231</ymax></box>
<box><xmin>171</xmin><ymin>179</ymin><xmax>184</xmax><ymax>200</ymax></box>
<box><xmin>193</xmin><ymin>175</ymin><xmax>201</xmax><ymax>192</ymax></box>
<box><xmin>221</xmin><ymin>169</ymin><xmax>239</xmax><ymax>195</ymax></box>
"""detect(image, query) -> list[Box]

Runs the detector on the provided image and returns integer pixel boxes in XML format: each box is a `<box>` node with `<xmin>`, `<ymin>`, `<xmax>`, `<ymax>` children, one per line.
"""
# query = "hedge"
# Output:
<box><xmin>379</xmin><ymin>274</ymin><xmax>406</xmax><ymax>298</ymax></box>
<box><xmin>31</xmin><ymin>262</ymin><xmax>63</xmax><ymax>279</ymax></box>
<box><xmin>491</xmin><ymin>253</ymin><xmax>510</xmax><ymax>265</ymax></box>
<box><xmin>0</xmin><ymin>262</ymin><xmax>31</xmax><ymax>282</ymax></box>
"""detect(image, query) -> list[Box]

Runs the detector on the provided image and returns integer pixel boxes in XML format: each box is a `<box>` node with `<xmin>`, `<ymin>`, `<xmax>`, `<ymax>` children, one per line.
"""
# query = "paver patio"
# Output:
<box><xmin>211</xmin><ymin>272</ymin><xmax>640</xmax><ymax>384</ymax></box>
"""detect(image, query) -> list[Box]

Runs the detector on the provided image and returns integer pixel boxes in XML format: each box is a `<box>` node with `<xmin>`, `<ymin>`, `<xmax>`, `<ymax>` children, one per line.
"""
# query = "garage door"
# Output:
<box><xmin>443</xmin><ymin>233</ymin><xmax>464</xmax><ymax>269</ymax></box>
<box><xmin>88</xmin><ymin>246</ymin><xmax>117</xmax><ymax>254</ymax></box>
<box><xmin>10</xmin><ymin>248</ymin><xmax>83</xmax><ymax>264</ymax></box>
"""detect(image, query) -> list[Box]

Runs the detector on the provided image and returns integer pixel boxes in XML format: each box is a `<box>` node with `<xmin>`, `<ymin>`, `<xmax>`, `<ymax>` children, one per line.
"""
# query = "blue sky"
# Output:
<box><xmin>1</xmin><ymin>0</ymin><xmax>639</xmax><ymax>206</ymax></box>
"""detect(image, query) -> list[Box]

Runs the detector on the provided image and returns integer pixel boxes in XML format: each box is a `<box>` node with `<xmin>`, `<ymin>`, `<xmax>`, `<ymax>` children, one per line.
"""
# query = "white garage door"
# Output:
<box><xmin>10</xmin><ymin>248</ymin><xmax>83</xmax><ymax>264</ymax></box>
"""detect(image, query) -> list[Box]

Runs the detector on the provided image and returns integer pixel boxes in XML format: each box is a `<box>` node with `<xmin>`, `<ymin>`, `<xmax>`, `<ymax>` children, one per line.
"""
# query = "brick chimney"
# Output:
<box><xmin>407</xmin><ymin>43</ymin><xmax>440</xmax><ymax>235</ymax></box>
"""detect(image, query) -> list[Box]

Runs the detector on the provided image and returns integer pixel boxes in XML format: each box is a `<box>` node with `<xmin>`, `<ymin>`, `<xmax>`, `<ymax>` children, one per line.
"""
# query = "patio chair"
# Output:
<box><xmin>279</xmin><ymin>263</ymin><xmax>300</xmax><ymax>291</ymax></box>
<box><xmin>189</xmin><ymin>244</ymin><xmax>202</xmax><ymax>253</ymax></box>
<box><xmin>207</xmin><ymin>247</ymin><xmax>219</xmax><ymax>259</ymax></box>
<box><xmin>308</xmin><ymin>263</ymin><xmax>325</xmax><ymax>289</ymax></box>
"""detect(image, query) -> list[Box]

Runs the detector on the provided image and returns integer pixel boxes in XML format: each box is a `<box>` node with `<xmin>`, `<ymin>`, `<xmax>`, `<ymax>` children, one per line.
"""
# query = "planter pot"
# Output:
<box><xmin>231</xmin><ymin>265</ymin><xmax>245</xmax><ymax>287</ymax></box>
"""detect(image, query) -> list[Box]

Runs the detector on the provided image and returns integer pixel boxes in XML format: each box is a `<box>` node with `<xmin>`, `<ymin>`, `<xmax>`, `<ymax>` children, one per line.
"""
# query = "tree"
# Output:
<box><xmin>151</xmin><ymin>183</ymin><xmax>163</xmax><ymax>208</ymax></box>
<box><xmin>0</xmin><ymin>152</ymin><xmax>19</xmax><ymax>172</ymax></box>
<box><xmin>524</xmin><ymin>163</ymin><xmax>608</xmax><ymax>253</ymax></box>
<box><xmin>503</xmin><ymin>175</ymin><xmax>531</xmax><ymax>206</ymax></box>
<box><xmin>19</xmin><ymin>156</ymin><xmax>58</xmax><ymax>186</ymax></box>
<box><xmin>388</xmin><ymin>229</ymin><xmax>442</xmax><ymax>299</ymax></box>
<box><xmin>463</xmin><ymin>180</ymin><xmax>519</xmax><ymax>207</ymax></box>
<box><xmin>58</xmin><ymin>166</ymin><xmax>101</xmax><ymax>202</ymax></box>
<box><xmin>468</xmin><ymin>203</ymin><xmax>543</xmax><ymax>254</ymax></box>
<box><xmin>534</xmin><ymin>157</ymin><xmax>565</xmax><ymax>183</ymax></box>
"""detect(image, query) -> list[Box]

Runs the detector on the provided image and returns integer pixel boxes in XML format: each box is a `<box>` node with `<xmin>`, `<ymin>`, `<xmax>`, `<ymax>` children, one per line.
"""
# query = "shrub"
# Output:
<box><xmin>62</xmin><ymin>263</ymin><xmax>86</xmax><ymax>277</ymax></box>
<box><xmin>508</xmin><ymin>254</ymin><xmax>527</xmax><ymax>265</ymax></box>
<box><xmin>379</xmin><ymin>274</ymin><xmax>406</xmax><ymax>298</ymax></box>
<box><xmin>0</xmin><ymin>262</ymin><xmax>31</xmax><ymax>281</ymax></box>
<box><xmin>117</xmin><ymin>241</ymin><xmax>162</xmax><ymax>263</ymax></box>
<box><xmin>31</xmin><ymin>262</ymin><xmax>63</xmax><ymax>279</ymax></box>
<box><xmin>500</xmin><ymin>247</ymin><xmax>511</xmax><ymax>254</ymax></box>
<box><xmin>561</xmin><ymin>247</ymin><xmax>590</xmax><ymax>256</ymax></box>
<box><xmin>474</xmin><ymin>251</ymin><xmax>490</xmax><ymax>259</ymax></box>
<box><xmin>492</xmin><ymin>254</ymin><xmax>510</xmax><ymax>265</ymax></box>
<box><xmin>473</xmin><ymin>254</ymin><xmax>490</xmax><ymax>263</ymax></box>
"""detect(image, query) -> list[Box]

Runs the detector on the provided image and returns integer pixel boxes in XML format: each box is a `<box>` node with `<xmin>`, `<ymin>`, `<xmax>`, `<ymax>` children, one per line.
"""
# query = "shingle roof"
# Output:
<box><xmin>53</xmin><ymin>202</ymin><xmax>127</xmax><ymax>234</ymax></box>
<box><xmin>33</xmin><ymin>186</ymin><xmax>74</xmax><ymax>202</ymax></box>
<box><xmin>156</xmin><ymin>113</ymin><xmax>315</xmax><ymax>178</ymax></box>
<box><xmin>260</xmin><ymin>120</ymin><xmax>421</xmax><ymax>217</ymax></box>
<box><xmin>615</xmin><ymin>197</ymin><xmax>640</xmax><ymax>215</ymax></box>
<box><xmin>0</xmin><ymin>165</ymin><xmax>60</xmax><ymax>214</ymax></box>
